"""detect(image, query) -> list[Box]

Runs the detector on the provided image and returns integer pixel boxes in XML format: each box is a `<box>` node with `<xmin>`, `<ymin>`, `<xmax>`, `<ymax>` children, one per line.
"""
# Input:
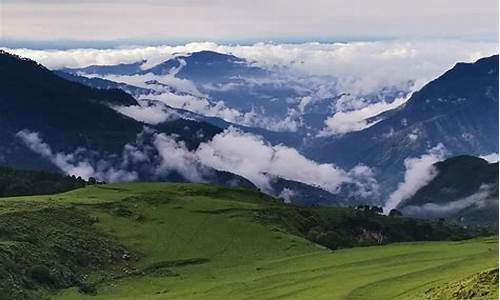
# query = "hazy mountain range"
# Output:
<box><xmin>0</xmin><ymin>49</ymin><xmax>497</xmax><ymax>221</ymax></box>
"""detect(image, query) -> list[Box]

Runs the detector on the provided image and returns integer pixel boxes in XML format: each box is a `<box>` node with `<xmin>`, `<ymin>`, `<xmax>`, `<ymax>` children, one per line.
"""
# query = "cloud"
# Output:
<box><xmin>278</xmin><ymin>188</ymin><xmax>296</xmax><ymax>204</ymax></box>
<box><xmin>112</xmin><ymin>100</ymin><xmax>180</xmax><ymax>125</ymax></box>
<box><xmin>143</xmin><ymin>92</ymin><xmax>244</xmax><ymax>124</ymax></box>
<box><xmin>319</xmin><ymin>94</ymin><xmax>409</xmax><ymax>136</ymax></box>
<box><xmin>4</xmin><ymin>40</ymin><xmax>497</xmax><ymax>95</ymax></box>
<box><xmin>347</xmin><ymin>164</ymin><xmax>380</xmax><ymax>199</ymax></box>
<box><xmin>5</xmin><ymin>40</ymin><xmax>496</xmax><ymax>135</ymax></box>
<box><xmin>480</xmin><ymin>152</ymin><xmax>499</xmax><ymax>163</ymax></box>
<box><xmin>2</xmin><ymin>1</ymin><xmax>498</xmax><ymax>42</ymax></box>
<box><xmin>16</xmin><ymin>129</ymin><xmax>138</xmax><ymax>182</ymax></box>
<box><xmin>195</xmin><ymin>127</ymin><xmax>375</xmax><ymax>194</ymax></box>
<box><xmin>106</xmin><ymin>74</ymin><xmax>302</xmax><ymax>131</ymax></box>
<box><xmin>16</xmin><ymin>127</ymin><xmax>207</xmax><ymax>182</ymax></box>
<box><xmin>401</xmin><ymin>184</ymin><xmax>495</xmax><ymax>218</ymax></box>
<box><xmin>82</xmin><ymin>67</ymin><xmax>256</xmax><ymax>126</ymax></box>
<box><xmin>153</xmin><ymin>133</ymin><xmax>206</xmax><ymax>182</ymax></box>
<box><xmin>97</xmin><ymin>71</ymin><xmax>206</xmax><ymax>98</ymax></box>
<box><xmin>383</xmin><ymin>144</ymin><xmax>447</xmax><ymax>213</ymax></box>
<box><xmin>16</xmin><ymin>127</ymin><xmax>376</xmax><ymax>199</ymax></box>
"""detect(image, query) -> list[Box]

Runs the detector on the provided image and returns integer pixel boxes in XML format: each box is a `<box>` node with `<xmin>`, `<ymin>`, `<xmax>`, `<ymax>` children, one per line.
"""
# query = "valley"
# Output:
<box><xmin>1</xmin><ymin>2</ymin><xmax>499</xmax><ymax>300</ymax></box>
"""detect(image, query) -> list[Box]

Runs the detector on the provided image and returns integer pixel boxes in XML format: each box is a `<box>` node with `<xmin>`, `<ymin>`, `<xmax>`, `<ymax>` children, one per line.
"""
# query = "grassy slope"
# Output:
<box><xmin>1</xmin><ymin>183</ymin><xmax>497</xmax><ymax>300</ymax></box>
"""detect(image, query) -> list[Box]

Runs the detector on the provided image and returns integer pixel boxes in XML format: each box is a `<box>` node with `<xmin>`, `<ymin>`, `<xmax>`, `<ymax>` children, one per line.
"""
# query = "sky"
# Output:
<box><xmin>1</xmin><ymin>0</ymin><xmax>498</xmax><ymax>47</ymax></box>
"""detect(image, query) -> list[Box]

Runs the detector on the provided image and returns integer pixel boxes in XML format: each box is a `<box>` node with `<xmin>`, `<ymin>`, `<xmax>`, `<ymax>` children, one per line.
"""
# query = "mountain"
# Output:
<box><xmin>61</xmin><ymin>59</ymin><xmax>146</xmax><ymax>76</ymax></box>
<box><xmin>0</xmin><ymin>50</ymin><xmax>250</xmax><ymax>186</ymax></box>
<box><xmin>142</xmin><ymin>50</ymin><xmax>267</xmax><ymax>80</ymax></box>
<box><xmin>54</xmin><ymin>70</ymin><xmax>305</xmax><ymax>147</ymax></box>
<box><xmin>306</xmin><ymin>55</ymin><xmax>499</xmax><ymax>196</ymax></box>
<box><xmin>57</xmin><ymin>51</ymin><xmax>342</xmax><ymax>135</ymax></box>
<box><xmin>59</xmin><ymin>50</ymin><xmax>414</xmax><ymax>138</ymax></box>
<box><xmin>54</xmin><ymin>70</ymin><xmax>155</xmax><ymax>97</ymax></box>
<box><xmin>0</xmin><ymin>50</ymin><xmax>140</xmax><ymax>170</ymax></box>
<box><xmin>398</xmin><ymin>155</ymin><xmax>498</xmax><ymax>225</ymax></box>
<box><xmin>1</xmin><ymin>51</ymin><xmax>346</xmax><ymax>201</ymax></box>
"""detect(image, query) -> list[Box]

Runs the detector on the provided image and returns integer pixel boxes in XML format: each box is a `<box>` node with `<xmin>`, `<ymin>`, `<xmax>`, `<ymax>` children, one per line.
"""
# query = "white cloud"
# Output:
<box><xmin>153</xmin><ymin>133</ymin><xmax>206</xmax><ymax>182</ymax></box>
<box><xmin>16</xmin><ymin>127</ymin><xmax>207</xmax><ymax>183</ymax></box>
<box><xmin>298</xmin><ymin>96</ymin><xmax>313</xmax><ymax>113</ymax></box>
<box><xmin>98</xmin><ymin>71</ymin><xmax>206</xmax><ymax>98</ymax></box>
<box><xmin>5</xmin><ymin>40</ymin><xmax>496</xmax><ymax>135</ymax></box>
<box><xmin>347</xmin><ymin>164</ymin><xmax>380</xmax><ymax>198</ymax></box>
<box><xmin>111</xmin><ymin>80</ymin><xmax>301</xmax><ymax>131</ymax></box>
<box><xmin>16</xmin><ymin>127</ymin><xmax>377</xmax><ymax>198</ymax></box>
<box><xmin>319</xmin><ymin>95</ymin><xmax>409</xmax><ymax>136</ymax></box>
<box><xmin>401</xmin><ymin>184</ymin><xmax>495</xmax><ymax>218</ymax></box>
<box><xmin>195</xmin><ymin>127</ymin><xmax>374</xmax><ymax>194</ymax></box>
<box><xmin>383</xmin><ymin>144</ymin><xmax>448</xmax><ymax>213</ymax></box>
<box><xmin>16</xmin><ymin>129</ymin><xmax>138</xmax><ymax>182</ymax></box>
<box><xmin>480</xmin><ymin>152</ymin><xmax>499</xmax><ymax>163</ymax></box>
<box><xmin>2</xmin><ymin>1</ymin><xmax>498</xmax><ymax>41</ymax></box>
<box><xmin>278</xmin><ymin>188</ymin><xmax>296</xmax><ymax>204</ymax></box>
<box><xmin>112</xmin><ymin>100</ymin><xmax>180</xmax><ymax>125</ymax></box>
<box><xmin>4</xmin><ymin>40</ymin><xmax>496</xmax><ymax>95</ymax></box>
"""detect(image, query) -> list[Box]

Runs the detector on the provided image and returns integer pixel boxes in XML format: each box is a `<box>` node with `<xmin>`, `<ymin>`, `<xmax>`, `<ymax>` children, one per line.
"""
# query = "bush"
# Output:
<box><xmin>78</xmin><ymin>282</ymin><xmax>97</xmax><ymax>295</ymax></box>
<box><xmin>30</xmin><ymin>265</ymin><xmax>54</xmax><ymax>285</ymax></box>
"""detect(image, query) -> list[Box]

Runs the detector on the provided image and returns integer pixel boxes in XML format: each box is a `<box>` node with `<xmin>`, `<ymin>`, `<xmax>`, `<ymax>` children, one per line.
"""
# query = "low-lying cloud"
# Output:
<box><xmin>16</xmin><ymin>129</ymin><xmax>139</xmax><ymax>182</ymax></box>
<box><xmin>112</xmin><ymin>100</ymin><xmax>181</xmax><ymax>125</ymax></box>
<box><xmin>196</xmin><ymin>127</ymin><xmax>354</xmax><ymax>193</ymax></box>
<box><xmin>16</xmin><ymin>127</ymin><xmax>378</xmax><ymax>200</ymax></box>
<box><xmin>319</xmin><ymin>94</ymin><xmax>409</xmax><ymax>136</ymax></box>
<box><xmin>383</xmin><ymin>144</ymin><xmax>447</xmax><ymax>213</ymax></box>
<box><xmin>401</xmin><ymin>184</ymin><xmax>496</xmax><ymax>218</ymax></box>
<box><xmin>480</xmin><ymin>152</ymin><xmax>499</xmax><ymax>163</ymax></box>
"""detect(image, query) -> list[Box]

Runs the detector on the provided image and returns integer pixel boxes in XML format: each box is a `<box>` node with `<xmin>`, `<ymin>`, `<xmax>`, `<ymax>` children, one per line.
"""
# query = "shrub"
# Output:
<box><xmin>30</xmin><ymin>265</ymin><xmax>54</xmax><ymax>285</ymax></box>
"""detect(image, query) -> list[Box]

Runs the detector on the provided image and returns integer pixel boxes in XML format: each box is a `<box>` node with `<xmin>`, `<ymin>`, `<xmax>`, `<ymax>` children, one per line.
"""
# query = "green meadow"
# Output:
<box><xmin>0</xmin><ymin>183</ymin><xmax>497</xmax><ymax>299</ymax></box>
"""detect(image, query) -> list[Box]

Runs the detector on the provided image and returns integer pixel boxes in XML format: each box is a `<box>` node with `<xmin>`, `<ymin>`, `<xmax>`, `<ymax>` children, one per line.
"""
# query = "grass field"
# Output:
<box><xmin>0</xmin><ymin>183</ymin><xmax>497</xmax><ymax>299</ymax></box>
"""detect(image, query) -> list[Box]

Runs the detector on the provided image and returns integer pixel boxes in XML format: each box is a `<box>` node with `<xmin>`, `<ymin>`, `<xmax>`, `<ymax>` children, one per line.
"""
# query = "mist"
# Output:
<box><xmin>383</xmin><ymin>144</ymin><xmax>447</xmax><ymax>213</ymax></box>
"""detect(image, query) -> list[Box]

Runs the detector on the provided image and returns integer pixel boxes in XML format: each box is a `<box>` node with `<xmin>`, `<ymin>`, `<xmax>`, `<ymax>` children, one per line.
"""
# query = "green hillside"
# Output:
<box><xmin>0</xmin><ymin>183</ymin><xmax>496</xmax><ymax>299</ymax></box>
<box><xmin>0</xmin><ymin>166</ymin><xmax>87</xmax><ymax>197</ymax></box>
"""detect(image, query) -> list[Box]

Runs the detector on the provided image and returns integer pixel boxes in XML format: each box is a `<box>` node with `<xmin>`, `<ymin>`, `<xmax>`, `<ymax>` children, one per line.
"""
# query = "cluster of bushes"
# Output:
<box><xmin>258</xmin><ymin>204</ymin><xmax>493</xmax><ymax>250</ymax></box>
<box><xmin>0</xmin><ymin>207</ymin><xmax>128</xmax><ymax>299</ymax></box>
<box><xmin>0</xmin><ymin>166</ymin><xmax>99</xmax><ymax>197</ymax></box>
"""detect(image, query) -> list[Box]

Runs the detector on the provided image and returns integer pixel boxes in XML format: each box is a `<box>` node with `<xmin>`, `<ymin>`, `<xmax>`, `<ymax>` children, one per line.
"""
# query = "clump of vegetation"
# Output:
<box><xmin>78</xmin><ymin>282</ymin><xmax>97</xmax><ymax>295</ymax></box>
<box><xmin>258</xmin><ymin>204</ymin><xmax>493</xmax><ymax>250</ymax></box>
<box><xmin>0</xmin><ymin>166</ymin><xmax>89</xmax><ymax>197</ymax></box>
<box><xmin>421</xmin><ymin>268</ymin><xmax>499</xmax><ymax>300</ymax></box>
<box><xmin>0</xmin><ymin>206</ymin><xmax>129</xmax><ymax>299</ymax></box>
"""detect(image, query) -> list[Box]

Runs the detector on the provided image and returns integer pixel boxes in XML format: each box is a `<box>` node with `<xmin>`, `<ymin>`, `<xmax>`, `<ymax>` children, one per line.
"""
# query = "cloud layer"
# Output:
<box><xmin>6</xmin><ymin>40</ymin><xmax>497</xmax><ymax>135</ymax></box>
<box><xmin>16</xmin><ymin>129</ymin><xmax>139</xmax><ymax>182</ymax></box>
<box><xmin>6</xmin><ymin>40</ymin><xmax>496</xmax><ymax>135</ymax></box>
<box><xmin>16</xmin><ymin>127</ymin><xmax>378</xmax><ymax>200</ymax></box>
<box><xmin>196</xmin><ymin>127</ymin><xmax>363</xmax><ymax>193</ymax></box>
<box><xmin>3</xmin><ymin>0</ymin><xmax>498</xmax><ymax>41</ymax></box>
<box><xmin>4</xmin><ymin>40</ymin><xmax>497</xmax><ymax>94</ymax></box>
<box><xmin>401</xmin><ymin>184</ymin><xmax>496</xmax><ymax>218</ymax></box>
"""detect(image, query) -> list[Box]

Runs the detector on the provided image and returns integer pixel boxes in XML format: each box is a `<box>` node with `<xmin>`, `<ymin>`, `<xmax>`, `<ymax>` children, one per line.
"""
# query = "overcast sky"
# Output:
<box><xmin>1</xmin><ymin>0</ymin><xmax>498</xmax><ymax>47</ymax></box>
